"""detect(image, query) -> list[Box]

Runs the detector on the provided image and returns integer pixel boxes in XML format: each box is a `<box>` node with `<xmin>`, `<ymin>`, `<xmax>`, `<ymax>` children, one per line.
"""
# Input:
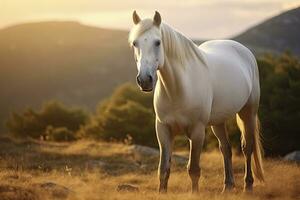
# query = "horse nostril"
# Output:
<box><xmin>148</xmin><ymin>75</ymin><xmax>153</xmax><ymax>83</ymax></box>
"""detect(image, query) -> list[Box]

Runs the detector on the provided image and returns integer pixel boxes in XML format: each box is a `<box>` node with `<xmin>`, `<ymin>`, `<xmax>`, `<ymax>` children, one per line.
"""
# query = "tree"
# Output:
<box><xmin>258</xmin><ymin>52</ymin><xmax>300</xmax><ymax>156</ymax></box>
<box><xmin>80</xmin><ymin>83</ymin><xmax>157</xmax><ymax>146</ymax></box>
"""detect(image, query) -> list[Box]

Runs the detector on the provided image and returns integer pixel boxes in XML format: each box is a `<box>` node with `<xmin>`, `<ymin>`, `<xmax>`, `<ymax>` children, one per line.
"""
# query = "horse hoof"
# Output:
<box><xmin>191</xmin><ymin>185</ymin><xmax>199</xmax><ymax>194</ymax></box>
<box><xmin>243</xmin><ymin>185</ymin><xmax>253</xmax><ymax>193</ymax></box>
<box><xmin>222</xmin><ymin>184</ymin><xmax>235</xmax><ymax>193</ymax></box>
<box><xmin>191</xmin><ymin>189</ymin><xmax>199</xmax><ymax>194</ymax></box>
<box><xmin>158</xmin><ymin>188</ymin><xmax>167</xmax><ymax>194</ymax></box>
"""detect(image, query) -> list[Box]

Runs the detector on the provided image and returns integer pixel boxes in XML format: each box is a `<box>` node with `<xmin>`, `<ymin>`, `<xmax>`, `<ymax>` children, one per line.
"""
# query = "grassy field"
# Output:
<box><xmin>0</xmin><ymin>137</ymin><xmax>299</xmax><ymax>200</ymax></box>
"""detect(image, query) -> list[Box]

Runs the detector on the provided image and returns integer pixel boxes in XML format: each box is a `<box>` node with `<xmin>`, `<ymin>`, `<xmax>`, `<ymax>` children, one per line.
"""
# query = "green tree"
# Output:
<box><xmin>80</xmin><ymin>83</ymin><xmax>156</xmax><ymax>146</ymax></box>
<box><xmin>258</xmin><ymin>52</ymin><xmax>300</xmax><ymax>156</ymax></box>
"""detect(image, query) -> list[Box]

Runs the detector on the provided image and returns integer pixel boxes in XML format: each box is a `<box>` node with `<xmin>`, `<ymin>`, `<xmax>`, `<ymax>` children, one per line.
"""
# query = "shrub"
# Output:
<box><xmin>100</xmin><ymin>100</ymin><xmax>155</xmax><ymax>146</ymax></box>
<box><xmin>45</xmin><ymin>126</ymin><xmax>76</xmax><ymax>142</ymax></box>
<box><xmin>39</xmin><ymin>101</ymin><xmax>88</xmax><ymax>131</ymax></box>
<box><xmin>258</xmin><ymin>52</ymin><xmax>300</xmax><ymax>156</ymax></box>
<box><xmin>6</xmin><ymin>109</ymin><xmax>45</xmax><ymax>138</ymax></box>
<box><xmin>6</xmin><ymin>101</ymin><xmax>89</xmax><ymax>140</ymax></box>
<box><xmin>80</xmin><ymin>83</ymin><xmax>157</xmax><ymax>147</ymax></box>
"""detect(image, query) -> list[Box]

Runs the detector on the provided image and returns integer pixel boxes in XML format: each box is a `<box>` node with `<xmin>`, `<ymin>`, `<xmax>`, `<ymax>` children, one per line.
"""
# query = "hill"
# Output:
<box><xmin>0</xmin><ymin>22</ymin><xmax>136</xmax><ymax>130</ymax></box>
<box><xmin>234</xmin><ymin>7</ymin><xmax>300</xmax><ymax>55</ymax></box>
<box><xmin>0</xmin><ymin>138</ymin><xmax>299</xmax><ymax>199</ymax></box>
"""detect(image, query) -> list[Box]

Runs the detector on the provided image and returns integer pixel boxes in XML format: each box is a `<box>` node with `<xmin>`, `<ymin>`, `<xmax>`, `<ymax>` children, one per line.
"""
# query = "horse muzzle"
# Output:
<box><xmin>136</xmin><ymin>74</ymin><xmax>155</xmax><ymax>92</ymax></box>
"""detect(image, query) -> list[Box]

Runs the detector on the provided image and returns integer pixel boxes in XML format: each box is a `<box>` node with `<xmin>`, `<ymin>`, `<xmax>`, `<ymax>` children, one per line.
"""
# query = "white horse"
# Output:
<box><xmin>129</xmin><ymin>11</ymin><xmax>264</xmax><ymax>193</ymax></box>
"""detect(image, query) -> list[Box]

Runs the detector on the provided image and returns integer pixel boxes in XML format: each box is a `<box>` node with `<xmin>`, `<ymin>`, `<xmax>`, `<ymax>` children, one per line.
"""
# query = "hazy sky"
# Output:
<box><xmin>1</xmin><ymin>0</ymin><xmax>300</xmax><ymax>39</ymax></box>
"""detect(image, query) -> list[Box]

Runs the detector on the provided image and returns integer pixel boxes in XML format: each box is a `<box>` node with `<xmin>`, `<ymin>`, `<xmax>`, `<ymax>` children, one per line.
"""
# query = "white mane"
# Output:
<box><xmin>161</xmin><ymin>23</ymin><xmax>206</xmax><ymax>65</ymax></box>
<box><xmin>129</xmin><ymin>20</ymin><xmax>206</xmax><ymax>66</ymax></box>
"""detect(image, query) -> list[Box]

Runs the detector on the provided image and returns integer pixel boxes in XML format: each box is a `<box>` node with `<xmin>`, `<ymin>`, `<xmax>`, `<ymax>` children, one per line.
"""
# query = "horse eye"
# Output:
<box><xmin>155</xmin><ymin>40</ymin><xmax>161</xmax><ymax>47</ymax></box>
<box><xmin>132</xmin><ymin>41</ymin><xmax>137</xmax><ymax>47</ymax></box>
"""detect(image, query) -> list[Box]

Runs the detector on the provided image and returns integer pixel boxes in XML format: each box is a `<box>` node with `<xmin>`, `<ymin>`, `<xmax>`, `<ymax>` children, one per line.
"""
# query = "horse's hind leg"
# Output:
<box><xmin>237</xmin><ymin>104</ymin><xmax>257</xmax><ymax>191</ymax></box>
<box><xmin>211</xmin><ymin>123</ymin><xmax>235</xmax><ymax>192</ymax></box>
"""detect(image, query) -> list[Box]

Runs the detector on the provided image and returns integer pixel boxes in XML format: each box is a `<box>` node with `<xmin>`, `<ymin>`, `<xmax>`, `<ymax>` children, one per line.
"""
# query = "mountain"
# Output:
<box><xmin>234</xmin><ymin>7</ymin><xmax>300</xmax><ymax>55</ymax></box>
<box><xmin>0</xmin><ymin>22</ymin><xmax>136</xmax><ymax>130</ymax></box>
<box><xmin>0</xmin><ymin>7</ymin><xmax>299</xmax><ymax>130</ymax></box>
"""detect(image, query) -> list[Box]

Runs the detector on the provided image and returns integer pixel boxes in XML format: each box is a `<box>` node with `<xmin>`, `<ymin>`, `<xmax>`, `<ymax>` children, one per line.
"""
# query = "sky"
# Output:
<box><xmin>1</xmin><ymin>0</ymin><xmax>300</xmax><ymax>39</ymax></box>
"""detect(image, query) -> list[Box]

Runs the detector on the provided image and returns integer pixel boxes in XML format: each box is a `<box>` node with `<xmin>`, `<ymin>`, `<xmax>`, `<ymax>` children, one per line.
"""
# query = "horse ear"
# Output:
<box><xmin>132</xmin><ymin>10</ymin><xmax>141</xmax><ymax>25</ymax></box>
<box><xmin>153</xmin><ymin>11</ymin><xmax>161</xmax><ymax>26</ymax></box>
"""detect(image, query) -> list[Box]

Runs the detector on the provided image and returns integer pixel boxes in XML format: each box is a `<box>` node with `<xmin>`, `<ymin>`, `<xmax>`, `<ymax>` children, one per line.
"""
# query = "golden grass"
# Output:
<box><xmin>0</xmin><ymin>138</ymin><xmax>299</xmax><ymax>200</ymax></box>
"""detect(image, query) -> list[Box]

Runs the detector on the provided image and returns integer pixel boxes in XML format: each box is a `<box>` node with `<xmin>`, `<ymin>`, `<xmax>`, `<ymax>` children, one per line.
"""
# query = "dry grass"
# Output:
<box><xmin>0</xmin><ymin>137</ymin><xmax>299</xmax><ymax>200</ymax></box>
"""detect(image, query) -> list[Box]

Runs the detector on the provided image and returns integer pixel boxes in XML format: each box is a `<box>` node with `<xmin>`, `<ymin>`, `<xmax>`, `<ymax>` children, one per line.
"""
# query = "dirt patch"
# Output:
<box><xmin>34</xmin><ymin>182</ymin><xmax>72</xmax><ymax>199</ymax></box>
<box><xmin>116</xmin><ymin>184</ymin><xmax>139</xmax><ymax>192</ymax></box>
<box><xmin>0</xmin><ymin>184</ymin><xmax>38</xmax><ymax>200</ymax></box>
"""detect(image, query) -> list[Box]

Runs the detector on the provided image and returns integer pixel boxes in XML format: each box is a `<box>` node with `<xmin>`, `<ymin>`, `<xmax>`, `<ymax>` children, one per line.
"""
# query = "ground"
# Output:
<box><xmin>0</xmin><ymin>137</ymin><xmax>299</xmax><ymax>200</ymax></box>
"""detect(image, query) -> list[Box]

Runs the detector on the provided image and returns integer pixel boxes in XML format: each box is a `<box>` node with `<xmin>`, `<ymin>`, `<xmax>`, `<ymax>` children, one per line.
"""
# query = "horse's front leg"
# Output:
<box><xmin>156</xmin><ymin>119</ymin><xmax>173</xmax><ymax>193</ymax></box>
<box><xmin>187</xmin><ymin>122</ymin><xmax>205</xmax><ymax>193</ymax></box>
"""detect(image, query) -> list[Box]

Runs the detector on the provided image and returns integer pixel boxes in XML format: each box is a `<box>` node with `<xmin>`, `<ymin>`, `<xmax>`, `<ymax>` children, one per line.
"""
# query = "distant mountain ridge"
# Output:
<box><xmin>234</xmin><ymin>7</ymin><xmax>300</xmax><ymax>55</ymax></box>
<box><xmin>0</xmin><ymin>7</ymin><xmax>299</xmax><ymax>130</ymax></box>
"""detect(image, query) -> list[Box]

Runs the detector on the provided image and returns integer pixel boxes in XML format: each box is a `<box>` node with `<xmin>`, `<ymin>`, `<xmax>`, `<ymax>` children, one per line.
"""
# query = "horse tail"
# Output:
<box><xmin>252</xmin><ymin>115</ymin><xmax>265</xmax><ymax>182</ymax></box>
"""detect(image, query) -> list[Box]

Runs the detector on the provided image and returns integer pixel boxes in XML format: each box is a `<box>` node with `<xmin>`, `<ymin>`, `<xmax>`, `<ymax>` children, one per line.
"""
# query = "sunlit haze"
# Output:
<box><xmin>1</xmin><ymin>0</ymin><xmax>300</xmax><ymax>38</ymax></box>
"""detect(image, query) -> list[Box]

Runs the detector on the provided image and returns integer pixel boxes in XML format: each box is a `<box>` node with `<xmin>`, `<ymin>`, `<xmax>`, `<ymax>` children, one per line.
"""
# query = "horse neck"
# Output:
<box><xmin>156</xmin><ymin>24</ymin><xmax>207</xmax><ymax>101</ymax></box>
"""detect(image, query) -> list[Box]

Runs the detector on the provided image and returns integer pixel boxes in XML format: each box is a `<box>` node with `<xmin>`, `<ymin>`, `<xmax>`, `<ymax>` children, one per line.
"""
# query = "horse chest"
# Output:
<box><xmin>164</xmin><ymin>107</ymin><xmax>192</xmax><ymax>125</ymax></box>
<box><xmin>154</xmin><ymin>82</ymin><xmax>212</xmax><ymax>127</ymax></box>
<box><xmin>155</xmin><ymin>99</ymin><xmax>205</xmax><ymax>128</ymax></box>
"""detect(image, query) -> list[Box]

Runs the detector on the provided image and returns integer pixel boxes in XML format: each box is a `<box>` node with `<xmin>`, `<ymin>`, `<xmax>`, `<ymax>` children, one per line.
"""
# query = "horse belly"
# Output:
<box><xmin>155</xmin><ymin>97</ymin><xmax>206</xmax><ymax>133</ymax></box>
<box><xmin>209</xmin><ymin>82</ymin><xmax>250</xmax><ymax>124</ymax></box>
<box><xmin>207</xmin><ymin>53</ymin><xmax>253</xmax><ymax>124</ymax></box>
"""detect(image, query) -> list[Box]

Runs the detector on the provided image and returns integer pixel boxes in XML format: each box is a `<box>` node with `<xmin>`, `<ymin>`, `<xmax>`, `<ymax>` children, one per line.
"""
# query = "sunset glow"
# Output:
<box><xmin>1</xmin><ymin>0</ymin><xmax>300</xmax><ymax>38</ymax></box>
